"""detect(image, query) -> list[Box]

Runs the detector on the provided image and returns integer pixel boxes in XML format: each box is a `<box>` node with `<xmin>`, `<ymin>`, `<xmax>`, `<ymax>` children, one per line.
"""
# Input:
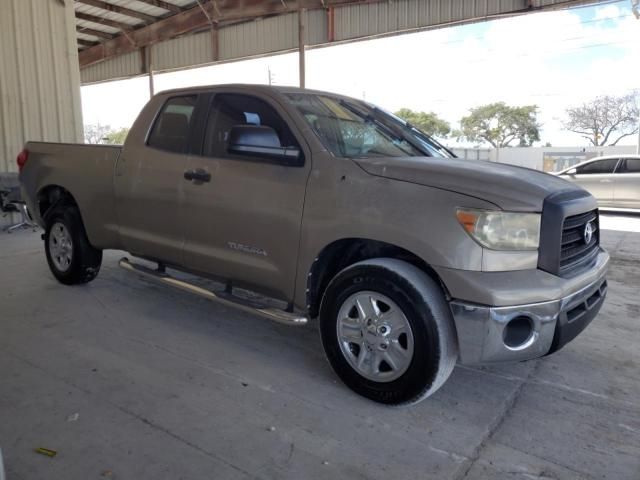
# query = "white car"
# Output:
<box><xmin>556</xmin><ymin>155</ymin><xmax>640</xmax><ymax>210</ymax></box>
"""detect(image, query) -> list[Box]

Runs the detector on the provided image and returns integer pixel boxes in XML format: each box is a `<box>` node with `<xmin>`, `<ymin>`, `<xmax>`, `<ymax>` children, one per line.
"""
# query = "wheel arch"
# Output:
<box><xmin>37</xmin><ymin>185</ymin><xmax>79</xmax><ymax>221</ymax></box>
<box><xmin>306</xmin><ymin>238</ymin><xmax>450</xmax><ymax>319</ymax></box>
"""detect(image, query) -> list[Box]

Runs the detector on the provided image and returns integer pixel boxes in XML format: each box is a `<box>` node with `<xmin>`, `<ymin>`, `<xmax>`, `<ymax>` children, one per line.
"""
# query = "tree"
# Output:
<box><xmin>459</xmin><ymin>102</ymin><xmax>540</xmax><ymax>148</ymax></box>
<box><xmin>394</xmin><ymin>108</ymin><xmax>451</xmax><ymax>138</ymax></box>
<box><xmin>83</xmin><ymin>124</ymin><xmax>113</xmax><ymax>144</ymax></box>
<box><xmin>563</xmin><ymin>93</ymin><xmax>639</xmax><ymax>146</ymax></box>
<box><xmin>104</xmin><ymin>127</ymin><xmax>130</xmax><ymax>145</ymax></box>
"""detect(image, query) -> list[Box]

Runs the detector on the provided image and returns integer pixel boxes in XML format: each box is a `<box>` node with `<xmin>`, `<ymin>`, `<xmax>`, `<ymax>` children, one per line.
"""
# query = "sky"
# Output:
<box><xmin>81</xmin><ymin>0</ymin><xmax>640</xmax><ymax>148</ymax></box>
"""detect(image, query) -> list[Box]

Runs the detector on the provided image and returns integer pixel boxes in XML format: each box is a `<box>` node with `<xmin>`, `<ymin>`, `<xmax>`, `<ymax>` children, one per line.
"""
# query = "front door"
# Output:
<box><xmin>114</xmin><ymin>94</ymin><xmax>199</xmax><ymax>264</ymax></box>
<box><xmin>181</xmin><ymin>92</ymin><xmax>310</xmax><ymax>300</ymax></box>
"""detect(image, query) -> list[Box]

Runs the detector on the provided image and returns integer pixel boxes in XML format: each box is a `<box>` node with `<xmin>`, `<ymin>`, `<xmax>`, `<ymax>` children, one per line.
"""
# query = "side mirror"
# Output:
<box><xmin>228</xmin><ymin>125</ymin><xmax>301</xmax><ymax>165</ymax></box>
<box><xmin>566</xmin><ymin>168</ymin><xmax>577</xmax><ymax>175</ymax></box>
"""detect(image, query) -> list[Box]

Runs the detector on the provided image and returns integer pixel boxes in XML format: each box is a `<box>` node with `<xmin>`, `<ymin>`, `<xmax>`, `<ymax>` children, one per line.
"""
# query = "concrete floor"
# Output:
<box><xmin>0</xmin><ymin>218</ymin><xmax>639</xmax><ymax>480</ymax></box>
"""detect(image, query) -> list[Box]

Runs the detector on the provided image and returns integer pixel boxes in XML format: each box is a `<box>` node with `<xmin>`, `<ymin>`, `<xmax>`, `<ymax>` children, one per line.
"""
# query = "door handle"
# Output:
<box><xmin>184</xmin><ymin>169</ymin><xmax>211</xmax><ymax>183</ymax></box>
<box><xmin>599</xmin><ymin>179</ymin><xmax>613</xmax><ymax>183</ymax></box>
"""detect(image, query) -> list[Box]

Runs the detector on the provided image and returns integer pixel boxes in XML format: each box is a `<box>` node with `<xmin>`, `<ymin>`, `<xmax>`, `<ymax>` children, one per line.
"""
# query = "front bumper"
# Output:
<box><xmin>448</xmin><ymin>252</ymin><xmax>608</xmax><ymax>365</ymax></box>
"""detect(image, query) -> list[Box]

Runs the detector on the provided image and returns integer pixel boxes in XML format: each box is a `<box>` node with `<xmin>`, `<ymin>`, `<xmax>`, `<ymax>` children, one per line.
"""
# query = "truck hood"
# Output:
<box><xmin>354</xmin><ymin>156</ymin><xmax>581</xmax><ymax>211</ymax></box>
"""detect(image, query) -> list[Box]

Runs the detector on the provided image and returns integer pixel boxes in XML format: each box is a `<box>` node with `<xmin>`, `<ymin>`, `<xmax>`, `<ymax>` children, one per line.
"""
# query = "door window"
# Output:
<box><xmin>575</xmin><ymin>159</ymin><xmax>618</xmax><ymax>174</ymax></box>
<box><xmin>618</xmin><ymin>158</ymin><xmax>640</xmax><ymax>173</ymax></box>
<box><xmin>202</xmin><ymin>93</ymin><xmax>300</xmax><ymax>161</ymax></box>
<box><xmin>147</xmin><ymin>95</ymin><xmax>197</xmax><ymax>153</ymax></box>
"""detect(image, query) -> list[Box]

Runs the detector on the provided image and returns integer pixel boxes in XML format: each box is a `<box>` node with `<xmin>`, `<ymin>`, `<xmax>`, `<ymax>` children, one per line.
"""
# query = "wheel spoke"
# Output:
<box><xmin>382</xmin><ymin>351</ymin><xmax>399</xmax><ymax>371</ymax></box>
<box><xmin>369</xmin><ymin>352</ymin><xmax>381</xmax><ymax>375</ymax></box>
<box><xmin>391</xmin><ymin>339</ymin><xmax>410</xmax><ymax>357</ymax></box>
<box><xmin>356</xmin><ymin>347</ymin><xmax>369</xmax><ymax>369</ymax></box>
<box><xmin>355</xmin><ymin>295</ymin><xmax>379</xmax><ymax>321</ymax></box>
<box><xmin>340</xmin><ymin>329</ymin><xmax>362</xmax><ymax>343</ymax></box>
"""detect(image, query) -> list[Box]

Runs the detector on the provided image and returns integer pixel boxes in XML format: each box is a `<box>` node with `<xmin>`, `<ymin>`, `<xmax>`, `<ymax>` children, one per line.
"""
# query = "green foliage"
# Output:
<box><xmin>104</xmin><ymin>127</ymin><xmax>130</xmax><ymax>145</ymax></box>
<box><xmin>84</xmin><ymin>124</ymin><xmax>130</xmax><ymax>145</ymax></box>
<box><xmin>394</xmin><ymin>108</ymin><xmax>451</xmax><ymax>138</ymax></box>
<box><xmin>459</xmin><ymin>102</ymin><xmax>540</xmax><ymax>148</ymax></box>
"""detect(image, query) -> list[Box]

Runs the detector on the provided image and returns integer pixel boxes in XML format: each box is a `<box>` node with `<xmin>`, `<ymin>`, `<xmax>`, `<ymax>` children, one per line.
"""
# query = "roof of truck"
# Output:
<box><xmin>156</xmin><ymin>83</ymin><xmax>347</xmax><ymax>99</ymax></box>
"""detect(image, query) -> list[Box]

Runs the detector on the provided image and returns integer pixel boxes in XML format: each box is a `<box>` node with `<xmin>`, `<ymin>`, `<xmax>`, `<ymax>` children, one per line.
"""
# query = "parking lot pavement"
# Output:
<box><xmin>0</xmin><ymin>219</ymin><xmax>638</xmax><ymax>480</ymax></box>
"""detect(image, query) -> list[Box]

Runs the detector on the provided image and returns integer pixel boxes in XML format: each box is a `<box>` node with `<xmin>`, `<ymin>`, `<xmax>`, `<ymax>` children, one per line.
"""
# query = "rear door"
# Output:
<box><xmin>613</xmin><ymin>158</ymin><xmax>640</xmax><ymax>208</ymax></box>
<box><xmin>565</xmin><ymin>159</ymin><xmax>619</xmax><ymax>206</ymax></box>
<box><xmin>181</xmin><ymin>92</ymin><xmax>311</xmax><ymax>300</ymax></box>
<box><xmin>115</xmin><ymin>94</ymin><xmax>200</xmax><ymax>264</ymax></box>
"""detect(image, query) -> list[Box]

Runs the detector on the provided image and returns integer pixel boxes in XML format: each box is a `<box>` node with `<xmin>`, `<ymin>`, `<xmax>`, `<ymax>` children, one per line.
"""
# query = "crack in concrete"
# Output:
<box><xmin>457</xmin><ymin>365</ymin><xmax>639</xmax><ymax>412</ymax></box>
<box><xmin>453</xmin><ymin>362</ymin><xmax>541</xmax><ymax>480</ymax></box>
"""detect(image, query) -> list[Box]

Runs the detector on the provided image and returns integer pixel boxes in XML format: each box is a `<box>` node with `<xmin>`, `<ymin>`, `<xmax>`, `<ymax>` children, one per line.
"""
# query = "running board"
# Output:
<box><xmin>118</xmin><ymin>257</ymin><xmax>308</xmax><ymax>326</ymax></box>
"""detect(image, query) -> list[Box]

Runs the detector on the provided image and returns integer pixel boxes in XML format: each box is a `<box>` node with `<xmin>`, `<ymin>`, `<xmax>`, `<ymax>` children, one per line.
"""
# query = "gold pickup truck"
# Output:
<box><xmin>19</xmin><ymin>85</ymin><xmax>609</xmax><ymax>405</ymax></box>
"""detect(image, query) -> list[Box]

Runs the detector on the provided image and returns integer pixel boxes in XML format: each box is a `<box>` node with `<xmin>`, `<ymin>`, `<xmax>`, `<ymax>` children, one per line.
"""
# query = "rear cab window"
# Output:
<box><xmin>147</xmin><ymin>95</ymin><xmax>198</xmax><ymax>154</ymax></box>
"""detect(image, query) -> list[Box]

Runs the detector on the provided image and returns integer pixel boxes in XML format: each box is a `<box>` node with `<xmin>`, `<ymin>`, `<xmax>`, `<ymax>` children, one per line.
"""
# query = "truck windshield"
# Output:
<box><xmin>285</xmin><ymin>93</ymin><xmax>453</xmax><ymax>159</ymax></box>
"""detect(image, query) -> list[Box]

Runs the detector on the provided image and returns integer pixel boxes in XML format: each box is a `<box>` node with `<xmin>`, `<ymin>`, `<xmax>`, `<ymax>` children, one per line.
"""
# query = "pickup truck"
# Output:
<box><xmin>19</xmin><ymin>85</ymin><xmax>609</xmax><ymax>405</ymax></box>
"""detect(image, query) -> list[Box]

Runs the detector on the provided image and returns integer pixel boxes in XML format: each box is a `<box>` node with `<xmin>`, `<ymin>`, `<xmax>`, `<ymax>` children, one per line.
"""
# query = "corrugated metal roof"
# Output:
<box><xmin>334</xmin><ymin>0</ymin><xmax>523</xmax><ymax>41</ymax></box>
<box><xmin>78</xmin><ymin>0</ymin><xmax>603</xmax><ymax>85</ymax></box>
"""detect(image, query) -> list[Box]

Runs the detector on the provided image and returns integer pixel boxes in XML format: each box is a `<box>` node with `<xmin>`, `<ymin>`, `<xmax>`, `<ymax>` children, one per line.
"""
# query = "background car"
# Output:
<box><xmin>555</xmin><ymin>155</ymin><xmax>640</xmax><ymax>210</ymax></box>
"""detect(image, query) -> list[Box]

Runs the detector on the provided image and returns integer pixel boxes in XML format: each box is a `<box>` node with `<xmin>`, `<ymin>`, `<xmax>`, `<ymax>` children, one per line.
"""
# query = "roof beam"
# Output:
<box><xmin>134</xmin><ymin>0</ymin><xmax>185</xmax><ymax>14</ymax></box>
<box><xmin>75</xmin><ymin>11</ymin><xmax>137</xmax><ymax>30</ymax></box>
<box><xmin>79</xmin><ymin>0</ymin><xmax>384</xmax><ymax>68</ymax></box>
<box><xmin>76</xmin><ymin>26</ymin><xmax>117</xmax><ymax>39</ymax></box>
<box><xmin>77</xmin><ymin>38</ymin><xmax>100</xmax><ymax>48</ymax></box>
<box><xmin>76</xmin><ymin>0</ymin><xmax>158</xmax><ymax>23</ymax></box>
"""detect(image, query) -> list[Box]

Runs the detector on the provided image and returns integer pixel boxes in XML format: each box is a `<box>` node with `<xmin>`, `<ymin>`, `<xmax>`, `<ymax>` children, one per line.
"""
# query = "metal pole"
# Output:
<box><xmin>144</xmin><ymin>46</ymin><xmax>155</xmax><ymax>98</ymax></box>
<box><xmin>298</xmin><ymin>8</ymin><xmax>306</xmax><ymax>88</ymax></box>
<box><xmin>149</xmin><ymin>67</ymin><xmax>155</xmax><ymax>98</ymax></box>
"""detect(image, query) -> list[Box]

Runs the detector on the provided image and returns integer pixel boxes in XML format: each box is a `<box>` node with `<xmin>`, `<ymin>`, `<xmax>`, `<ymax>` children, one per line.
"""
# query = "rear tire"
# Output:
<box><xmin>319</xmin><ymin>258</ymin><xmax>458</xmax><ymax>405</ymax></box>
<box><xmin>44</xmin><ymin>206</ymin><xmax>102</xmax><ymax>285</ymax></box>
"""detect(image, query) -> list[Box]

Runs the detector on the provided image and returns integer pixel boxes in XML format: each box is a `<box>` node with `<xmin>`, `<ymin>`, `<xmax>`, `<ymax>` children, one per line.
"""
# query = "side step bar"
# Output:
<box><xmin>118</xmin><ymin>257</ymin><xmax>308</xmax><ymax>326</ymax></box>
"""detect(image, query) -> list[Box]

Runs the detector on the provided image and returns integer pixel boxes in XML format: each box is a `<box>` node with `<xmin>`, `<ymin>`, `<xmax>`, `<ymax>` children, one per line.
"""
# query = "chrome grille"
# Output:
<box><xmin>559</xmin><ymin>210</ymin><xmax>599</xmax><ymax>276</ymax></box>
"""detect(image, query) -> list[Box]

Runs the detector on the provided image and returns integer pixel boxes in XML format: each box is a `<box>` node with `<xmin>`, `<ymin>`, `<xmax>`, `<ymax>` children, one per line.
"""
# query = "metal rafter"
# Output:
<box><xmin>76</xmin><ymin>0</ymin><xmax>158</xmax><ymax>23</ymax></box>
<box><xmin>76</xmin><ymin>26</ymin><xmax>117</xmax><ymax>39</ymax></box>
<box><xmin>79</xmin><ymin>0</ymin><xmax>385</xmax><ymax>67</ymax></box>
<box><xmin>135</xmin><ymin>0</ymin><xmax>185</xmax><ymax>14</ymax></box>
<box><xmin>77</xmin><ymin>38</ymin><xmax>100</xmax><ymax>48</ymax></box>
<box><xmin>75</xmin><ymin>11</ymin><xmax>138</xmax><ymax>30</ymax></box>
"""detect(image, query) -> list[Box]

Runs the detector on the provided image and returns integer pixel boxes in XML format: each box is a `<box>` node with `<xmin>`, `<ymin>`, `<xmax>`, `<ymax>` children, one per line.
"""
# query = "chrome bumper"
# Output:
<box><xmin>450</xmin><ymin>273</ymin><xmax>608</xmax><ymax>365</ymax></box>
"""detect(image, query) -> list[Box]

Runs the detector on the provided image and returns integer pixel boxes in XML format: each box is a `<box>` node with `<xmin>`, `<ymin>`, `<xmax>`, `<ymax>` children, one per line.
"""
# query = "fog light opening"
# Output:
<box><xmin>503</xmin><ymin>316</ymin><xmax>534</xmax><ymax>349</ymax></box>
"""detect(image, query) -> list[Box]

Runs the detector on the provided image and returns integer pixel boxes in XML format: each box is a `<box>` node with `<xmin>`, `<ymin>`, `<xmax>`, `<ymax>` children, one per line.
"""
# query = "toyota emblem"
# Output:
<box><xmin>584</xmin><ymin>222</ymin><xmax>594</xmax><ymax>244</ymax></box>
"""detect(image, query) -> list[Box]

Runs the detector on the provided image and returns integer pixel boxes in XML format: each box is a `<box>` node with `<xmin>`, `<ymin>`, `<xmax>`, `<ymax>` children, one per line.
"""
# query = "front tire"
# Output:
<box><xmin>319</xmin><ymin>258</ymin><xmax>458</xmax><ymax>405</ymax></box>
<box><xmin>44</xmin><ymin>206</ymin><xmax>102</xmax><ymax>285</ymax></box>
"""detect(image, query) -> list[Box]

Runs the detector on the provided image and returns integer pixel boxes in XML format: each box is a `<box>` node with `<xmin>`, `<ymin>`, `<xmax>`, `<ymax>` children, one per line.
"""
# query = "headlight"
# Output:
<box><xmin>456</xmin><ymin>208</ymin><xmax>540</xmax><ymax>251</ymax></box>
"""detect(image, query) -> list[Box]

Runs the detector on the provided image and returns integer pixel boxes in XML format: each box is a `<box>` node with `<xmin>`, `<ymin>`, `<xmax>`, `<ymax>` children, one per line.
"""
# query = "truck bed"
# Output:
<box><xmin>20</xmin><ymin>141</ymin><xmax>123</xmax><ymax>249</ymax></box>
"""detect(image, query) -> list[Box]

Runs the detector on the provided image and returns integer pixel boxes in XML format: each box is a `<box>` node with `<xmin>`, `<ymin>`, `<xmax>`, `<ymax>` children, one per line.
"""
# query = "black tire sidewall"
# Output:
<box><xmin>319</xmin><ymin>264</ymin><xmax>442</xmax><ymax>405</ymax></box>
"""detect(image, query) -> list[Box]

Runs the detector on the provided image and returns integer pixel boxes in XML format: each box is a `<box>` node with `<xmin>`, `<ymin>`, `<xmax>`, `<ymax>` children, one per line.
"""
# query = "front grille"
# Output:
<box><xmin>538</xmin><ymin>190</ymin><xmax>600</xmax><ymax>277</ymax></box>
<box><xmin>559</xmin><ymin>209</ymin><xmax>599</xmax><ymax>276</ymax></box>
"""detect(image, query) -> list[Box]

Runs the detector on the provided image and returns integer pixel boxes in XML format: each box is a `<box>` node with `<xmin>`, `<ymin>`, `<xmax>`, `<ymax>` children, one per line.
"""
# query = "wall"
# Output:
<box><xmin>0</xmin><ymin>0</ymin><xmax>83</xmax><ymax>225</ymax></box>
<box><xmin>452</xmin><ymin>145</ymin><xmax>638</xmax><ymax>171</ymax></box>
<box><xmin>0</xmin><ymin>0</ymin><xmax>83</xmax><ymax>173</ymax></box>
